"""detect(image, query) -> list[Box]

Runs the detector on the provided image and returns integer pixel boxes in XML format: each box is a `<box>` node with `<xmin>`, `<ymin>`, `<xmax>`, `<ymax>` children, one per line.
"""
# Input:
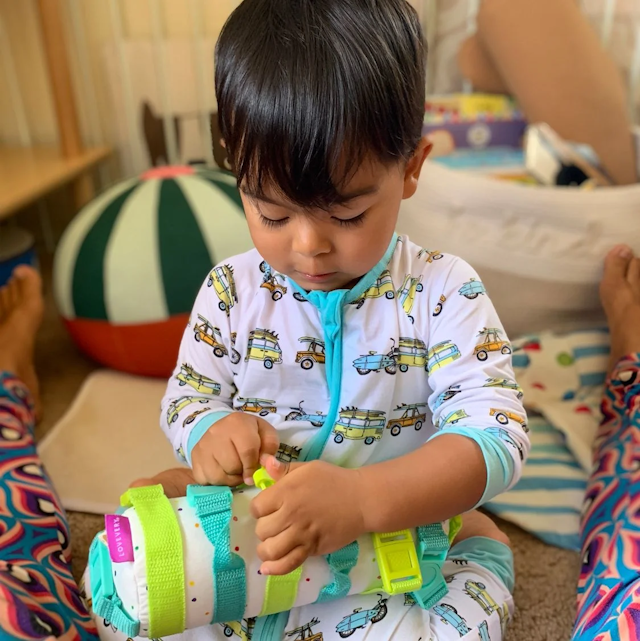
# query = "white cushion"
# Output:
<box><xmin>398</xmin><ymin>160</ymin><xmax>640</xmax><ymax>336</ymax></box>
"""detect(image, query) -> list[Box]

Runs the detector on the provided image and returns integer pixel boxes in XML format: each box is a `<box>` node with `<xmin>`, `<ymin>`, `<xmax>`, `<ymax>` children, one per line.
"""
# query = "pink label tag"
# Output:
<box><xmin>105</xmin><ymin>515</ymin><xmax>134</xmax><ymax>563</ymax></box>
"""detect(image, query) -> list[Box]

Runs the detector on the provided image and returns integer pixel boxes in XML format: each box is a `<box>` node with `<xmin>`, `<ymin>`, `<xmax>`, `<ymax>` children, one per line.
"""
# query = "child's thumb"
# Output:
<box><xmin>259</xmin><ymin>453</ymin><xmax>303</xmax><ymax>481</ymax></box>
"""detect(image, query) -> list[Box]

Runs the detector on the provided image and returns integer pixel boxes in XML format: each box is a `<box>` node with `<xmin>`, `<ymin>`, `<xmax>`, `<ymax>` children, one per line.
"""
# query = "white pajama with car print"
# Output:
<box><xmin>86</xmin><ymin>234</ymin><xmax>528</xmax><ymax>640</ymax></box>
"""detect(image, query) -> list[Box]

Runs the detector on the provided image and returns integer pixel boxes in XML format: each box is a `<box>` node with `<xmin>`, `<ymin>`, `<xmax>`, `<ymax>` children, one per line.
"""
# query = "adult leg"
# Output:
<box><xmin>572</xmin><ymin>246</ymin><xmax>640</xmax><ymax>640</ymax></box>
<box><xmin>0</xmin><ymin>267</ymin><xmax>97</xmax><ymax>639</ymax></box>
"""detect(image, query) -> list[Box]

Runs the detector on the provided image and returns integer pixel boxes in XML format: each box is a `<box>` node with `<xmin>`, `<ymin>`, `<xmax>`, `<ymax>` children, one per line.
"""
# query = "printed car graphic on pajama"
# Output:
<box><xmin>335</xmin><ymin>594</ymin><xmax>388</xmax><ymax>637</ymax></box>
<box><xmin>207</xmin><ymin>264</ymin><xmax>237</xmax><ymax>316</ymax></box>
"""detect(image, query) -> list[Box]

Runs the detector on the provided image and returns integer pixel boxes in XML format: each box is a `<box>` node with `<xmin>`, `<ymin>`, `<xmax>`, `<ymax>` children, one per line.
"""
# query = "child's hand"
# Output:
<box><xmin>251</xmin><ymin>456</ymin><xmax>367</xmax><ymax>575</ymax></box>
<box><xmin>191</xmin><ymin>414</ymin><xmax>280</xmax><ymax>486</ymax></box>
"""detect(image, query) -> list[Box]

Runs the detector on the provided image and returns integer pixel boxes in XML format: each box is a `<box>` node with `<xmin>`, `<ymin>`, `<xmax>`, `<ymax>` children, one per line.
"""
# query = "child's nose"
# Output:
<box><xmin>293</xmin><ymin>220</ymin><xmax>332</xmax><ymax>257</ymax></box>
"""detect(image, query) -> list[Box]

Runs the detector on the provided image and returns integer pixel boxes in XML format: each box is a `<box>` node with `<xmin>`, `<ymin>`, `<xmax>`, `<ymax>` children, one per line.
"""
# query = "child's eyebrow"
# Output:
<box><xmin>240</xmin><ymin>185</ymin><xmax>379</xmax><ymax>208</ymax></box>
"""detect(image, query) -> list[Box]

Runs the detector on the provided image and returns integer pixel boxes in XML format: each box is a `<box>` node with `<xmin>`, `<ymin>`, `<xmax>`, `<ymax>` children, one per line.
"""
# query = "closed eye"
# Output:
<box><xmin>334</xmin><ymin>212</ymin><xmax>367</xmax><ymax>227</ymax></box>
<box><xmin>259</xmin><ymin>215</ymin><xmax>289</xmax><ymax>229</ymax></box>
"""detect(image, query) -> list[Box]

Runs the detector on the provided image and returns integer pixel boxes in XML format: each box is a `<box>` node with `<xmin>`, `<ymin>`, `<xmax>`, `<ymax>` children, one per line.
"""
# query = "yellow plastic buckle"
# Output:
<box><xmin>372</xmin><ymin>530</ymin><xmax>423</xmax><ymax>595</ymax></box>
<box><xmin>253</xmin><ymin>467</ymin><xmax>275</xmax><ymax>490</ymax></box>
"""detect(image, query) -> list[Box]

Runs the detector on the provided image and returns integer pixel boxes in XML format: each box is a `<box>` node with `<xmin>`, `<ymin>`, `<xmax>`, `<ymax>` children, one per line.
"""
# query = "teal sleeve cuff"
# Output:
<box><xmin>186</xmin><ymin>410</ymin><xmax>234</xmax><ymax>466</ymax></box>
<box><xmin>433</xmin><ymin>427</ymin><xmax>516</xmax><ymax>506</ymax></box>
<box><xmin>449</xmin><ymin>536</ymin><xmax>515</xmax><ymax>593</ymax></box>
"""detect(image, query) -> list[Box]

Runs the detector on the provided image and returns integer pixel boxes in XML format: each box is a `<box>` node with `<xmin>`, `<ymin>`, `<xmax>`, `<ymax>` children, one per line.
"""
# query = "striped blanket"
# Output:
<box><xmin>485</xmin><ymin>329</ymin><xmax>610</xmax><ymax>551</ymax></box>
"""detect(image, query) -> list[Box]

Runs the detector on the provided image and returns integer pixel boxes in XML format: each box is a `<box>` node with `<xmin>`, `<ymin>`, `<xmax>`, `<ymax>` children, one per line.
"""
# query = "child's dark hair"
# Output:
<box><xmin>215</xmin><ymin>0</ymin><xmax>426</xmax><ymax>210</ymax></box>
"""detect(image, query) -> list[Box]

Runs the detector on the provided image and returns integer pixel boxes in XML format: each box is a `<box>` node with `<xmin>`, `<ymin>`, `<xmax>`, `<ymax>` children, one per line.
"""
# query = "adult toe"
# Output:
<box><xmin>600</xmin><ymin>245</ymin><xmax>633</xmax><ymax>314</ymax></box>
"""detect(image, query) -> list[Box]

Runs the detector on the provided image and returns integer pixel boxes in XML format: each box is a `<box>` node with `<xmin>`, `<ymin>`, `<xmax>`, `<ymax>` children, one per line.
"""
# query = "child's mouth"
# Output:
<box><xmin>298</xmin><ymin>272</ymin><xmax>337</xmax><ymax>283</ymax></box>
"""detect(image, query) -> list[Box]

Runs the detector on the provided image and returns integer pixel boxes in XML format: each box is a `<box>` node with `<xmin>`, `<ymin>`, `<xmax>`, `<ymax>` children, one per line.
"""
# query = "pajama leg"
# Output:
<box><xmin>0</xmin><ymin>373</ymin><xmax>97</xmax><ymax>640</ymax></box>
<box><xmin>283</xmin><ymin>536</ymin><xmax>514</xmax><ymax>641</ymax></box>
<box><xmin>573</xmin><ymin>356</ymin><xmax>640</xmax><ymax>641</ymax></box>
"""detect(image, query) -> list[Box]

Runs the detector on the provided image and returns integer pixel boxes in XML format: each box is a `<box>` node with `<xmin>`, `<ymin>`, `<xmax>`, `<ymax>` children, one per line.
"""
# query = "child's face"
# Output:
<box><xmin>240</xmin><ymin>138</ymin><xmax>431</xmax><ymax>291</ymax></box>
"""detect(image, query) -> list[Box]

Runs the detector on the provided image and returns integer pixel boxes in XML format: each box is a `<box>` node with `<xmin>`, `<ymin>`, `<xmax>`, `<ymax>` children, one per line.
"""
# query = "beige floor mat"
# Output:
<box><xmin>38</xmin><ymin>369</ymin><xmax>183</xmax><ymax>514</ymax></box>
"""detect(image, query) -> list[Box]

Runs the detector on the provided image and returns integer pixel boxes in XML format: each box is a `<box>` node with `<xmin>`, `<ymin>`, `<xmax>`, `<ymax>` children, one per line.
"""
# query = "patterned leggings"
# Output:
<box><xmin>573</xmin><ymin>355</ymin><xmax>640</xmax><ymax>640</ymax></box>
<box><xmin>0</xmin><ymin>373</ymin><xmax>97</xmax><ymax>640</ymax></box>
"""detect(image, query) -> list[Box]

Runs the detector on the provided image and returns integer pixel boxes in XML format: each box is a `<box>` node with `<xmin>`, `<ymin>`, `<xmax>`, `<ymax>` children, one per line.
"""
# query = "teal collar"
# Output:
<box><xmin>280</xmin><ymin>233</ymin><xmax>399</xmax><ymax>307</ymax></box>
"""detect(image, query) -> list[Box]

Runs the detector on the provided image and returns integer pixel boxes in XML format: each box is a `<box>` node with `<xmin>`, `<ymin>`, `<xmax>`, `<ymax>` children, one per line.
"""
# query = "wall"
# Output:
<box><xmin>0</xmin><ymin>0</ymin><xmax>57</xmax><ymax>144</ymax></box>
<box><xmin>0</xmin><ymin>0</ymin><xmax>635</xmax><ymax>151</ymax></box>
<box><xmin>0</xmin><ymin>0</ymin><xmax>239</xmax><ymax>148</ymax></box>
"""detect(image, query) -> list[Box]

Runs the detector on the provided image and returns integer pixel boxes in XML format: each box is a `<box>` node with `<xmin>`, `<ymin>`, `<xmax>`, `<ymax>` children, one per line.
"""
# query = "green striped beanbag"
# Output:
<box><xmin>53</xmin><ymin>166</ymin><xmax>252</xmax><ymax>377</ymax></box>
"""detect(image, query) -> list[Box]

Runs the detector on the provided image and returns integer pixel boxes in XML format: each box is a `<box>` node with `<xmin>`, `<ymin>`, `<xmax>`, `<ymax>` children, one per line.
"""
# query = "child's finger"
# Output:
<box><xmin>194</xmin><ymin>458</ymin><xmax>242</xmax><ymax>487</ymax></box>
<box><xmin>256</xmin><ymin>419</ymin><xmax>280</xmax><ymax>456</ymax></box>
<box><xmin>259</xmin><ymin>454</ymin><xmax>305</xmax><ymax>481</ymax></box>
<box><xmin>208</xmin><ymin>467</ymin><xmax>244</xmax><ymax>486</ymax></box>
<box><xmin>214</xmin><ymin>438</ymin><xmax>244</xmax><ymax>478</ymax></box>
<box><xmin>250</xmin><ymin>483</ymin><xmax>281</xmax><ymax>519</ymax></box>
<box><xmin>234</xmin><ymin>428</ymin><xmax>262</xmax><ymax>484</ymax></box>
<box><xmin>260</xmin><ymin>453</ymin><xmax>288</xmax><ymax>480</ymax></box>
<box><xmin>221</xmin><ymin>473</ymin><xmax>244</xmax><ymax>486</ymax></box>
<box><xmin>260</xmin><ymin>545</ymin><xmax>308</xmax><ymax>576</ymax></box>
<box><xmin>256</xmin><ymin>527</ymin><xmax>297</xmax><ymax>563</ymax></box>
<box><xmin>254</xmin><ymin>509</ymin><xmax>288</xmax><ymax>542</ymax></box>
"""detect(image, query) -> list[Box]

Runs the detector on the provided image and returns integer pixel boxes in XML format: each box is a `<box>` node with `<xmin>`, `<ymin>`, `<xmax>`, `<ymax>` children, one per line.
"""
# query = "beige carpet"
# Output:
<box><xmin>33</xmin><ymin>260</ymin><xmax>580</xmax><ymax>640</ymax></box>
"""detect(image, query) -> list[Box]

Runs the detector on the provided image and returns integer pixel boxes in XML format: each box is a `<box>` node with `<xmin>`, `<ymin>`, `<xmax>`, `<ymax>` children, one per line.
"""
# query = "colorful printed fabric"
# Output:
<box><xmin>486</xmin><ymin>330</ymin><xmax>610</xmax><ymax>550</ymax></box>
<box><xmin>572</xmin><ymin>355</ymin><xmax>640</xmax><ymax>641</ymax></box>
<box><xmin>0</xmin><ymin>372</ymin><xmax>97</xmax><ymax>640</ymax></box>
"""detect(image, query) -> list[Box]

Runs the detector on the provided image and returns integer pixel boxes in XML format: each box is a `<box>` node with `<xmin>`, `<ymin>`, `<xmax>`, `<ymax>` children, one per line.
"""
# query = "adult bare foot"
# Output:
<box><xmin>0</xmin><ymin>266</ymin><xmax>44</xmax><ymax>421</ymax></box>
<box><xmin>129</xmin><ymin>467</ymin><xmax>197</xmax><ymax>498</ymax></box>
<box><xmin>599</xmin><ymin>245</ymin><xmax>640</xmax><ymax>372</ymax></box>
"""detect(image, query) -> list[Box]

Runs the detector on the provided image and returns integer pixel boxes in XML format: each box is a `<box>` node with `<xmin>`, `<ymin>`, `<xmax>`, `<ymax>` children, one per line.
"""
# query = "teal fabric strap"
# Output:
<box><xmin>187</xmin><ymin>485</ymin><xmax>246</xmax><ymax>623</ymax></box>
<box><xmin>253</xmin><ymin>611</ymin><xmax>291</xmax><ymax>641</ymax></box>
<box><xmin>315</xmin><ymin>541</ymin><xmax>359</xmax><ymax>603</ymax></box>
<box><xmin>412</xmin><ymin>523</ymin><xmax>450</xmax><ymax>610</ymax></box>
<box><xmin>89</xmin><ymin>535</ymin><xmax>140</xmax><ymax>638</ymax></box>
<box><xmin>94</xmin><ymin>596</ymin><xmax>140</xmax><ymax>639</ymax></box>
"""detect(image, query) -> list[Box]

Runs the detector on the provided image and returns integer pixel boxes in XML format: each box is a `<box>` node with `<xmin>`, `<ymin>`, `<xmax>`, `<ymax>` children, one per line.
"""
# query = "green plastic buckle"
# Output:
<box><xmin>253</xmin><ymin>467</ymin><xmax>275</xmax><ymax>490</ymax></box>
<box><xmin>372</xmin><ymin>530</ymin><xmax>423</xmax><ymax>595</ymax></box>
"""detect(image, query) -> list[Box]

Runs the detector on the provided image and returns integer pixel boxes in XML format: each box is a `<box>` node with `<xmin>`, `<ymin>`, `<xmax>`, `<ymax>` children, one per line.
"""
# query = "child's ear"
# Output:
<box><xmin>403</xmin><ymin>136</ymin><xmax>432</xmax><ymax>199</ymax></box>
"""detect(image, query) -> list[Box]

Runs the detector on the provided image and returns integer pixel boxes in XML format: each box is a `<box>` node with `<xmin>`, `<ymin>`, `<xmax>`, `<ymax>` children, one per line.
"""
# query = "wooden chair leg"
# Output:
<box><xmin>72</xmin><ymin>173</ymin><xmax>95</xmax><ymax>212</ymax></box>
<box><xmin>37</xmin><ymin>0</ymin><xmax>84</xmax><ymax>159</ymax></box>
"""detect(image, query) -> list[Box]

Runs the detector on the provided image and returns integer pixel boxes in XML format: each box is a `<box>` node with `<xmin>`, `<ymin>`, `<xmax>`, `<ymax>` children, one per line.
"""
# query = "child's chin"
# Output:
<box><xmin>302</xmin><ymin>276</ymin><xmax>359</xmax><ymax>291</ymax></box>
